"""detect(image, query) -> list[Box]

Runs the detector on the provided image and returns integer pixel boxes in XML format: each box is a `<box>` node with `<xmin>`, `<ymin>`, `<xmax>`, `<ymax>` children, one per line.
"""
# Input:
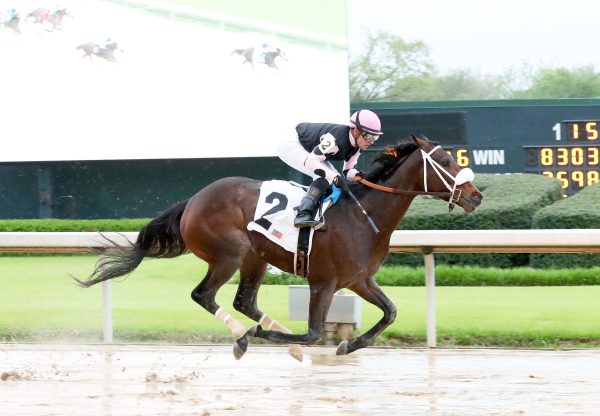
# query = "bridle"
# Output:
<box><xmin>356</xmin><ymin>145</ymin><xmax>475</xmax><ymax>212</ymax></box>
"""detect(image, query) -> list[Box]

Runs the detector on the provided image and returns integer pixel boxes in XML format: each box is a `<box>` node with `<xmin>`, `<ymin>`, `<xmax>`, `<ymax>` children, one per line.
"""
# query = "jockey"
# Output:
<box><xmin>277</xmin><ymin>109</ymin><xmax>383</xmax><ymax>228</ymax></box>
<box><xmin>101</xmin><ymin>37</ymin><xmax>113</xmax><ymax>49</ymax></box>
<box><xmin>260</xmin><ymin>43</ymin><xmax>276</xmax><ymax>59</ymax></box>
<box><xmin>49</xmin><ymin>4</ymin><xmax>63</xmax><ymax>17</ymax></box>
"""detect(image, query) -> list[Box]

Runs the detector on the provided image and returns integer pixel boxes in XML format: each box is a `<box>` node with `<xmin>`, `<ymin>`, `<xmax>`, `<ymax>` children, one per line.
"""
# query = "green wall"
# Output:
<box><xmin>0</xmin><ymin>158</ymin><xmax>299</xmax><ymax>219</ymax></box>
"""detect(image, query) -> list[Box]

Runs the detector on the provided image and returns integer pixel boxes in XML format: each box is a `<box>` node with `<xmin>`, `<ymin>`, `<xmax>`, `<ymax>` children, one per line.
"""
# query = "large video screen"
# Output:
<box><xmin>1</xmin><ymin>0</ymin><xmax>348</xmax><ymax>162</ymax></box>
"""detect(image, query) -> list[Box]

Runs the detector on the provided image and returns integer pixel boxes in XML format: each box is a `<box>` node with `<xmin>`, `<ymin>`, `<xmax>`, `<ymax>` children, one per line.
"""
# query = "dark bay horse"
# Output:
<box><xmin>75</xmin><ymin>135</ymin><xmax>482</xmax><ymax>360</ymax></box>
<box><xmin>77</xmin><ymin>41</ymin><xmax>119</xmax><ymax>62</ymax></box>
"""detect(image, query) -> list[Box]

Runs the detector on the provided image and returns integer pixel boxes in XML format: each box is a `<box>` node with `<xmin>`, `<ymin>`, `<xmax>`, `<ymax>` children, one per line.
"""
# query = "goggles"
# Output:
<box><xmin>361</xmin><ymin>131</ymin><xmax>380</xmax><ymax>142</ymax></box>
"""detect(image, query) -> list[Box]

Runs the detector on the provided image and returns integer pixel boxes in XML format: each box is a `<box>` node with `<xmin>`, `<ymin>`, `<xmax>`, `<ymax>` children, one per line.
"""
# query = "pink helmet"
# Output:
<box><xmin>349</xmin><ymin>109</ymin><xmax>383</xmax><ymax>135</ymax></box>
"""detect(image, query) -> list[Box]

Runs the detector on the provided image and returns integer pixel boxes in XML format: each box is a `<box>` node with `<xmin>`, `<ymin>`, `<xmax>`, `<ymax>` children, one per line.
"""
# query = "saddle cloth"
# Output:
<box><xmin>246</xmin><ymin>180</ymin><xmax>338</xmax><ymax>255</ymax></box>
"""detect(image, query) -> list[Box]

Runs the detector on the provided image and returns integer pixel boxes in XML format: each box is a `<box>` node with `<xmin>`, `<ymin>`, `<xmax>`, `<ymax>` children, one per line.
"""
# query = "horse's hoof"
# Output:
<box><xmin>233</xmin><ymin>335</ymin><xmax>248</xmax><ymax>360</ymax></box>
<box><xmin>336</xmin><ymin>340</ymin><xmax>349</xmax><ymax>356</ymax></box>
<box><xmin>245</xmin><ymin>324</ymin><xmax>259</xmax><ymax>337</ymax></box>
<box><xmin>288</xmin><ymin>344</ymin><xmax>303</xmax><ymax>362</ymax></box>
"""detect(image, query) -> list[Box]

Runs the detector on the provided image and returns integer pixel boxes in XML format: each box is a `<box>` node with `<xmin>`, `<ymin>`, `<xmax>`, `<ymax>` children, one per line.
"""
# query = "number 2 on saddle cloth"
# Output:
<box><xmin>246</xmin><ymin>180</ymin><xmax>342</xmax><ymax>276</ymax></box>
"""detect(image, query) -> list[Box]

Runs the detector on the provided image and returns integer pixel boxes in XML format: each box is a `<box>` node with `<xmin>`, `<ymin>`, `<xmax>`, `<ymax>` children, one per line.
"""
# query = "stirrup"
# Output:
<box><xmin>313</xmin><ymin>222</ymin><xmax>328</xmax><ymax>231</ymax></box>
<box><xmin>294</xmin><ymin>217</ymin><xmax>320</xmax><ymax>228</ymax></box>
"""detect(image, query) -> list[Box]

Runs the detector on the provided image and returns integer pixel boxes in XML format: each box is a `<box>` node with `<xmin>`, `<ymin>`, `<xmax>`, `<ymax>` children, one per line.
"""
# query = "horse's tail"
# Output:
<box><xmin>74</xmin><ymin>200</ymin><xmax>189</xmax><ymax>288</ymax></box>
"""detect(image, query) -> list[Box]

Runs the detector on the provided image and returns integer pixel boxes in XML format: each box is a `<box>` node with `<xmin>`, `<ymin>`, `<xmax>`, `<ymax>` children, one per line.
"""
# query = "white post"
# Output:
<box><xmin>99</xmin><ymin>254</ymin><xmax>114</xmax><ymax>344</ymax></box>
<box><xmin>424</xmin><ymin>252</ymin><xmax>437</xmax><ymax>348</ymax></box>
<box><xmin>102</xmin><ymin>279</ymin><xmax>113</xmax><ymax>344</ymax></box>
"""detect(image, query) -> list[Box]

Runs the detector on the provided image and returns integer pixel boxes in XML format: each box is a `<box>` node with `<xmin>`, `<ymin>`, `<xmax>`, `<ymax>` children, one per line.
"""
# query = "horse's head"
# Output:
<box><xmin>366</xmin><ymin>134</ymin><xmax>482</xmax><ymax>212</ymax></box>
<box><xmin>275</xmin><ymin>48</ymin><xmax>287</xmax><ymax>60</ymax></box>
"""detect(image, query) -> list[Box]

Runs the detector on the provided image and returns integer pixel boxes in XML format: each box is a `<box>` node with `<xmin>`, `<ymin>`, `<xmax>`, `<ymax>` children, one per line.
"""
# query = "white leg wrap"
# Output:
<box><xmin>215</xmin><ymin>307</ymin><xmax>247</xmax><ymax>339</ymax></box>
<box><xmin>259</xmin><ymin>314</ymin><xmax>292</xmax><ymax>334</ymax></box>
<box><xmin>259</xmin><ymin>314</ymin><xmax>303</xmax><ymax>361</ymax></box>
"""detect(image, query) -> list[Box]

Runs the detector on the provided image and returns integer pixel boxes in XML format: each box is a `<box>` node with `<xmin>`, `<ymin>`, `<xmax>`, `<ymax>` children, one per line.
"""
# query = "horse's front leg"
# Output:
<box><xmin>336</xmin><ymin>276</ymin><xmax>397</xmax><ymax>355</ymax></box>
<box><xmin>248</xmin><ymin>282</ymin><xmax>335</xmax><ymax>347</ymax></box>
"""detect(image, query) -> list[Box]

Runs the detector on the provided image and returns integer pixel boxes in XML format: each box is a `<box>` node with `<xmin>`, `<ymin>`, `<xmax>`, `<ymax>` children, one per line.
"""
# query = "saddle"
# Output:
<box><xmin>246</xmin><ymin>180</ymin><xmax>341</xmax><ymax>277</ymax></box>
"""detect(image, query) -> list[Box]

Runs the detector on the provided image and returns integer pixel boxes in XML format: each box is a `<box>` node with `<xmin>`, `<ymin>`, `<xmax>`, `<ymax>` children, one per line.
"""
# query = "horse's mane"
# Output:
<box><xmin>336</xmin><ymin>137</ymin><xmax>440</xmax><ymax>199</ymax></box>
<box><xmin>365</xmin><ymin>140</ymin><xmax>426</xmax><ymax>182</ymax></box>
<box><xmin>341</xmin><ymin>140</ymin><xmax>424</xmax><ymax>199</ymax></box>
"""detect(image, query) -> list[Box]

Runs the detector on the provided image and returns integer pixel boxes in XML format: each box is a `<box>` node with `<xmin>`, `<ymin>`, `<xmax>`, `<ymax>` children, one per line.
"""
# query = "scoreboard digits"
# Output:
<box><xmin>446</xmin><ymin>148</ymin><xmax>470</xmax><ymax>167</ymax></box>
<box><xmin>526</xmin><ymin>120</ymin><xmax>600</xmax><ymax>196</ymax></box>
<box><xmin>562</xmin><ymin>121</ymin><xmax>599</xmax><ymax>141</ymax></box>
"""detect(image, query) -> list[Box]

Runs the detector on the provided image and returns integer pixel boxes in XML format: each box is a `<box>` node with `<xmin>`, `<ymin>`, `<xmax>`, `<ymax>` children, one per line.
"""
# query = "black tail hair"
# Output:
<box><xmin>74</xmin><ymin>200</ymin><xmax>189</xmax><ymax>288</ymax></box>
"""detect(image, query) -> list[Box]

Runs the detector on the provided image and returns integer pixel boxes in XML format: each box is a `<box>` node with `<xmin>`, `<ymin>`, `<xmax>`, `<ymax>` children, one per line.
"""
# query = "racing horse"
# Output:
<box><xmin>27</xmin><ymin>7</ymin><xmax>49</xmax><ymax>24</ymax></box>
<box><xmin>76</xmin><ymin>41</ymin><xmax>120</xmax><ymax>62</ymax></box>
<box><xmin>231</xmin><ymin>47</ymin><xmax>257</xmax><ymax>69</ymax></box>
<box><xmin>27</xmin><ymin>7</ymin><xmax>70</xmax><ymax>30</ymax></box>
<box><xmin>75</xmin><ymin>135</ymin><xmax>482</xmax><ymax>360</ymax></box>
<box><xmin>231</xmin><ymin>46</ymin><xmax>286</xmax><ymax>69</ymax></box>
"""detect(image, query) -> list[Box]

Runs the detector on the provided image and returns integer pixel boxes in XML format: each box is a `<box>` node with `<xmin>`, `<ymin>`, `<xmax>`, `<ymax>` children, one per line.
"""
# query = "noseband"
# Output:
<box><xmin>356</xmin><ymin>145</ymin><xmax>475</xmax><ymax>212</ymax></box>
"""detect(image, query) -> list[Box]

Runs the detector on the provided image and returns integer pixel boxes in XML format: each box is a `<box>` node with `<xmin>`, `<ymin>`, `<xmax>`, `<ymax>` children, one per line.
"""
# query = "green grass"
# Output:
<box><xmin>1</xmin><ymin>255</ymin><xmax>600</xmax><ymax>347</ymax></box>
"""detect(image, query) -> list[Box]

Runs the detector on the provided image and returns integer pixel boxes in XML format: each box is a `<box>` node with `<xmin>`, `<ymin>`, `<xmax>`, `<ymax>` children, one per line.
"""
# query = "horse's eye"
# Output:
<box><xmin>441</xmin><ymin>158</ymin><xmax>451</xmax><ymax>167</ymax></box>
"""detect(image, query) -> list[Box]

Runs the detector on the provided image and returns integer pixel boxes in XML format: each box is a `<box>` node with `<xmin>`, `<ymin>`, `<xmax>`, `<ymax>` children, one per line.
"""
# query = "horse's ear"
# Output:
<box><xmin>411</xmin><ymin>134</ymin><xmax>428</xmax><ymax>147</ymax></box>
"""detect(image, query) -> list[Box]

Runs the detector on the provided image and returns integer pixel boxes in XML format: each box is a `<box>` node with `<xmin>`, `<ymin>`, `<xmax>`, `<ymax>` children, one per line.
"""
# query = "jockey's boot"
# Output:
<box><xmin>294</xmin><ymin>177</ymin><xmax>329</xmax><ymax>228</ymax></box>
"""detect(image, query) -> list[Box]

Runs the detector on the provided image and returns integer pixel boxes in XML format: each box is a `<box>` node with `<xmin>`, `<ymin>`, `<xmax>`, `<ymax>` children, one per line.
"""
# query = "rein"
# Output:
<box><xmin>355</xmin><ymin>177</ymin><xmax>452</xmax><ymax>197</ymax></box>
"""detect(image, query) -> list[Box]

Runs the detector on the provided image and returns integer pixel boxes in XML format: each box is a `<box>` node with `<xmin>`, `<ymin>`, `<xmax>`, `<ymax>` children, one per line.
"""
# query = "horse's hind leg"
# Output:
<box><xmin>247</xmin><ymin>280</ymin><xmax>336</xmax><ymax>347</ymax></box>
<box><xmin>191</xmin><ymin>260</ymin><xmax>249</xmax><ymax>359</ymax></box>
<box><xmin>232</xmin><ymin>254</ymin><xmax>303</xmax><ymax>361</ymax></box>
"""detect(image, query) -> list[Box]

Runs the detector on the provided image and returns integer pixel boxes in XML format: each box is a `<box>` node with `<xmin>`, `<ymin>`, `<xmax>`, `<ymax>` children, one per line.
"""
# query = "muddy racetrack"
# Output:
<box><xmin>1</xmin><ymin>344</ymin><xmax>599</xmax><ymax>415</ymax></box>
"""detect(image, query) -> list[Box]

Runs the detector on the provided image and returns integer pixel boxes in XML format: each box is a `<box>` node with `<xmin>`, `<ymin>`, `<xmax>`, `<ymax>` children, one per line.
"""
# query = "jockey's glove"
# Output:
<box><xmin>333</xmin><ymin>175</ymin><xmax>350</xmax><ymax>192</ymax></box>
<box><xmin>344</xmin><ymin>168</ymin><xmax>365</xmax><ymax>182</ymax></box>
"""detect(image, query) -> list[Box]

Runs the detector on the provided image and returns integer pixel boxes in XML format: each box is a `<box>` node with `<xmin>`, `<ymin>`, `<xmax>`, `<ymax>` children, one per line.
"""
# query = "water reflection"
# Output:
<box><xmin>309</xmin><ymin>351</ymin><xmax>361</xmax><ymax>367</ymax></box>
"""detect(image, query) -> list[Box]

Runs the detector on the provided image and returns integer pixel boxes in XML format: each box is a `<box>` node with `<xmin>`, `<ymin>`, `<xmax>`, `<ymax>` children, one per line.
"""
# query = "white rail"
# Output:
<box><xmin>1</xmin><ymin>230</ymin><xmax>599</xmax><ymax>346</ymax></box>
<box><xmin>113</xmin><ymin>0</ymin><xmax>347</xmax><ymax>50</ymax></box>
<box><xmin>389</xmin><ymin>229</ymin><xmax>600</xmax><ymax>254</ymax></box>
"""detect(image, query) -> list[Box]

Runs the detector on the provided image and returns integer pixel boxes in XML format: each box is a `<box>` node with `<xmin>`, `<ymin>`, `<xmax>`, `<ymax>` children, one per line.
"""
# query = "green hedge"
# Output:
<box><xmin>530</xmin><ymin>182</ymin><xmax>600</xmax><ymax>268</ymax></box>
<box><xmin>242</xmin><ymin>266</ymin><xmax>600</xmax><ymax>286</ymax></box>
<box><xmin>376</xmin><ymin>265</ymin><xmax>600</xmax><ymax>286</ymax></box>
<box><xmin>387</xmin><ymin>173</ymin><xmax>563</xmax><ymax>268</ymax></box>
<box><xmin>0</xmin><ymin>219</ymin><xmax>150</xmax><ymax>232</ymax></box>
<box><xmin>399</xmin><ymin>173</ymin><xmax>563</xmax><ymax>230</ymax></box>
